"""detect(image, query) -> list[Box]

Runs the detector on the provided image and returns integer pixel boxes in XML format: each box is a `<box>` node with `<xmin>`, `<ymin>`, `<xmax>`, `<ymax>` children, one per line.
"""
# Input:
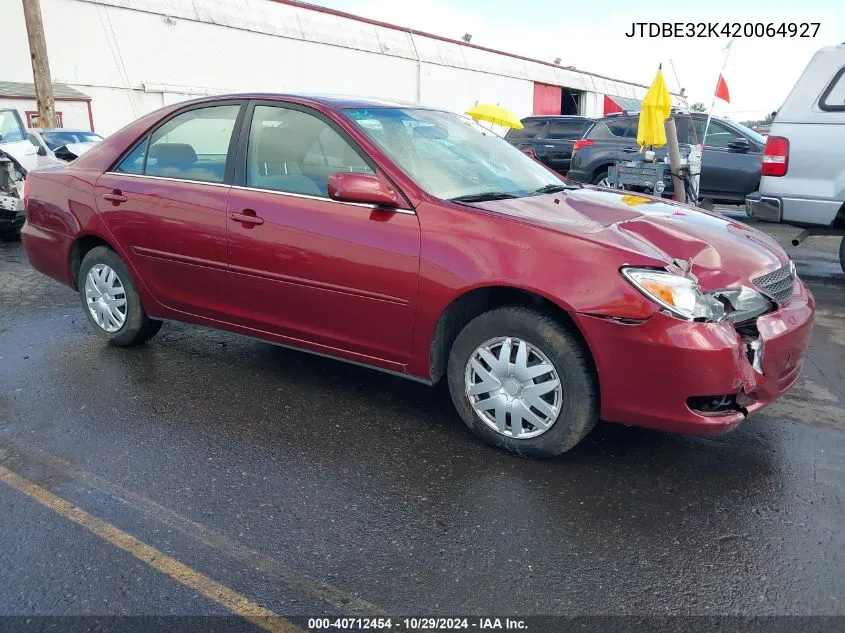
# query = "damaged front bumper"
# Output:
<box><xmin>574</xmin><ymin>279</ymin><xmax>815</xmax><ymax>435</ymax></box>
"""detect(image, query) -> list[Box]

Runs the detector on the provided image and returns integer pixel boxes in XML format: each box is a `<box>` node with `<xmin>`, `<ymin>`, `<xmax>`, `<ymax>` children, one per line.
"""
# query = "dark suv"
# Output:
<box><xmin>568</xmin><ymin>112</ymin><xmax>766</xmax><ymax>204</ymax></box>
<box><xmin>504</xmin><ymin>115</ymin><xmax>592</xmax><ymax>175</ymax></box>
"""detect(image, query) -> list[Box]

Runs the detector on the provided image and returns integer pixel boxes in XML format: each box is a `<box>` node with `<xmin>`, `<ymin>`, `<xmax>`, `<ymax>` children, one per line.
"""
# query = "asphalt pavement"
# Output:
<box><xmin>1</xmin><ymin>211</ymin><xmax>844</xmax><ymax>631</ymax></box>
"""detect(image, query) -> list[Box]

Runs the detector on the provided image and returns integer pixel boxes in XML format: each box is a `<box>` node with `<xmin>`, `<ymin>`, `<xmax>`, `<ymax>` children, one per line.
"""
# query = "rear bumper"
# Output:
<box><xmin>575</xmin><ymin>280</ymin><xmax>815</xmax><ymax>435</ymax></box>
<box><xmin>747</xmin><ymin>191</ymin><xmax>843</xmax><ymax>226</ymax></box>
<box><xmin>745</xmin><ymin>192</ymin><xmax>782</xmax><ymax>222</ymax></box>
<box><xmin>20</xmin><ymin>221</ymin><xmax>75</xmax><ymax>287</ymax></box>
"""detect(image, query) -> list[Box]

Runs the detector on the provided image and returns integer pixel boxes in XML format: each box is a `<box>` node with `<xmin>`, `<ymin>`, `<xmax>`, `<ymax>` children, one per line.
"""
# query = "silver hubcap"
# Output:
<box><xmin>465</xmin><ymin>337</ymin><xmax>562</xmax><ymax>439</ymax></box>
<box><xmin>597</xmin><ymin>177</ymin><xmax>612</xmax><ymax>187</ymax></box>
<box><xmin>84</xmin><ymin>264</ymin><xmax>127</xmax><ymax>333</ymax></box>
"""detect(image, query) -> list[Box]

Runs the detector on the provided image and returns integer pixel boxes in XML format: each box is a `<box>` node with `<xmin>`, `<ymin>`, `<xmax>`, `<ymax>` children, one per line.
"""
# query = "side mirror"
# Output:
<box><xmin>28</xmin><ymin>135</ymin><xmax>47</xmax><ymax>155</ymax></box>
<box><xmin>328</xmin><ymin>172</ymin><xmax>404</xmax><ymax>208</ymax></box>
<box><xmin>727</xmin><ymin>138</ymin><xmax>750</xmax><ymax>153</ymax></box>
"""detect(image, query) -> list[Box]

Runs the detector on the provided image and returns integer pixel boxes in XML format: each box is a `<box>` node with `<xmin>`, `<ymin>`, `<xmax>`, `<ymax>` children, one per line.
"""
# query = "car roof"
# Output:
<box><xmin>523</xmin><ymin>115</ymin><xmax>592</xmax><ymax>120</ymax></box>
<box><xmin>197</xmin><ymin>93</ymin><xmax>431</xmax><ymax>110</ymax></box>
<box><xmin>28</xmin><ymin>128</ymin><xmax>100</xmax><ymax>134</ymax></box>
<box><xmin>597</xmin><ymin>111</ymin><xmax>735</xmax><ymax>124</ymax></box>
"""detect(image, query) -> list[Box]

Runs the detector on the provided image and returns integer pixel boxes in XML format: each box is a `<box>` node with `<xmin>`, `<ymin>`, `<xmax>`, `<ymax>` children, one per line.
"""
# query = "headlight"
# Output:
<box><xmin>714</xmin><ymin>286</ymin><xmax>772</xmax><ymax>323</ymax></box>
<box><xmin>622</xmin><ymin>268</ymin><xmax>725</xmax><ymax>321</ymax></box>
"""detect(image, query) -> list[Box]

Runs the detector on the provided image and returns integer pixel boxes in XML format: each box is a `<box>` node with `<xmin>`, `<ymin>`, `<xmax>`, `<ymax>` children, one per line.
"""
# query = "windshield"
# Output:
<box><xmin>41</xmin><ymin>131</ymin><xmax>103</xmax><ymax>151</ymax></box>
<box><xmin>343</xmin><ymin>108</ymin><xmax>565</xmax><ymax>200</ymax></box>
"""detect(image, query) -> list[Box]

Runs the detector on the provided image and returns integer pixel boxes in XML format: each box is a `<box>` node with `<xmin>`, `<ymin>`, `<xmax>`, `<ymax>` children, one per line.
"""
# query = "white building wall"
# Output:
<box><xmin>582</xmin><ymin>92</ymin><xmax>603</xmax><ymax>118</ymax></box>
<box><xmin>0</xmin><ymin>98</ymin><xmax>91</xmax><ymax>131</ymax></box>
<box><xmin>4</xmin><ymin>0</ymin><xmax>659</xmax><ymax>136</ymax></box>
<box><xmin>420</xmin><ymin>65</ymin><xmax>534</xmax><ymax>119</ymax></box>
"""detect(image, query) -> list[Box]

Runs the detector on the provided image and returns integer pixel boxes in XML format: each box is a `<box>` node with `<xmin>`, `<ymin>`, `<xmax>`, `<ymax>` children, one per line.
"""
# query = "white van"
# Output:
<box><xmin>746</xmin><ymin>44</ymin><xmax>845</xmax><ymax>272</ymax></box>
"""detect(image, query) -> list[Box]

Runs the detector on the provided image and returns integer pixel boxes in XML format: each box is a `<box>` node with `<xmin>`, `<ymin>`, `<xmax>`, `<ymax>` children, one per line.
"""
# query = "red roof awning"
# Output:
<box><xmin>603</xmin><ymin>95</ymin><xmax>641</xmax><ymax>115</ymax></box>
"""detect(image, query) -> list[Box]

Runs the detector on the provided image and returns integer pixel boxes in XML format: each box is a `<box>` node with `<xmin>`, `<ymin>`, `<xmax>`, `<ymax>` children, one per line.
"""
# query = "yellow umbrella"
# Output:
<box><xmin>636</xmin><ymin>66</ymin><xmax>672</xmax><ymax>148</ymax></box>
<box><xmin>465</xmin><ymin>104</ymin><xmax>524</xmax><ymax>129</ymax></box>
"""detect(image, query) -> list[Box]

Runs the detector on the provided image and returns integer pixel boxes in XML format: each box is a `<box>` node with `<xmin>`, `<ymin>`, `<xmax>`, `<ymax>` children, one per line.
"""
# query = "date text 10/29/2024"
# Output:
<box><xmin>307</xmin><ymin>618</ymin><xmax>528</xmax><ymax>631</ymax></box>
<box><xmin>624</xmin><ymin>22</ymin><xmax>820</xmax><ymax>38</ymax></box>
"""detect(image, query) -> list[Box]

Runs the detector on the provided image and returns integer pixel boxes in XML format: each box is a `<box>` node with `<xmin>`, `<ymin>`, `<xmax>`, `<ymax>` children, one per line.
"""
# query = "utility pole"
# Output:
<box><xmin>21</xmin><ymin>0</ymin><xmax>57</xmax><ymax>128</ymax></box>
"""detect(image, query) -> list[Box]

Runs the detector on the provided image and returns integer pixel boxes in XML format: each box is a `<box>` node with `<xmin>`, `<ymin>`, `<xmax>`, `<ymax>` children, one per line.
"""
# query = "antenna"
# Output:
<box><xmin>668</xmin><ymin>59</ymin><xmax>689</xmax><ymax>109</ymax></box>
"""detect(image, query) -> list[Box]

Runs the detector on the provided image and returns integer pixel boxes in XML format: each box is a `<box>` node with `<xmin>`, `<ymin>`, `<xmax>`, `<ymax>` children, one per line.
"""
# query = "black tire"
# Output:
<box><xmin>840</xmin><ymin>237</ymin><xmax>845</xmax><ymax>276</ymax></box>
<box><xmin>447</xmin><ymin>306</ymin><xmax>599</xmax><ymax>459</ymax></box>
<box><xmin>591</xmin><ymin>168</ymin><xmax>610</xmax><ymax>186</ymax></box>
<box><xmin>78</xmin><ymin>246</ymin><xmax>162</xmax><ymax>346</ymax></box>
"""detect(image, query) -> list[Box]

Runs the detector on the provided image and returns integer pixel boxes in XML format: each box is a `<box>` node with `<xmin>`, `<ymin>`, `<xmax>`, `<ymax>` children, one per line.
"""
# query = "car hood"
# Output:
<box><xmin>472</xmin><ymin>187</ymin><xmax>788</xmax><ymax>291</ymax></box>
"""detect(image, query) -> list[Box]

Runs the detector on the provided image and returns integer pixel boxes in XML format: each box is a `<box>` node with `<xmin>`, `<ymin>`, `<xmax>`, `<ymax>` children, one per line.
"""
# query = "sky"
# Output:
<box><xmin>308</xmin><ymin>0</ymin><xmax>843</xmax><ymax>121</ymax></box>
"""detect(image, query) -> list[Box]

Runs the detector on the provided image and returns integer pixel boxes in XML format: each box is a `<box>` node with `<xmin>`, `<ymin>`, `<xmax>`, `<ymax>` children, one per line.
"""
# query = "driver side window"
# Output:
<box><xmin>246</xmin><ymin>106</ymin><xmax>374</xmax><ymax>198</ymax></box>
<box><xmin>692</xmin><ymin>119</ymin><xmax>743</xmax><ymax>148</ymax></box>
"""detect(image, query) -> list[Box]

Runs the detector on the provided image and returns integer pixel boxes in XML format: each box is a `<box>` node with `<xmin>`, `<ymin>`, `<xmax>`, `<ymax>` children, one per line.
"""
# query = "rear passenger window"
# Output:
<box><xmin>246</xmin><ymin>105</ymin><xmax>373</xmax><ymax>198</ymax></box>
<box><xmin>588</xmin><ymin>119</ymin><xmax>637</xmax><ymax>139</ymax></box>
<box><xmin>505</xmin><ymin>119</ymin><xmax>548</xmax><ymax>140</ymax></box>
<box><xmin>587</xmin><ymin>122</ymin><xmax>615</xmax><ymax>139</ymax></box>
<box><xmin>547</xmin><ymin>120</ymin><xmax>587</xmax><ymax>140</ymax></box>
<box><xmin>605</xmin><ymin>117</ymin><xmax>638</xmax><ymax>138</ymax></box>
<box><xmin>820</xmin><ymin>67</ymin><xmax>845</xmax><ymax>112</ymax></box>
<box><xmin>144</xmin><ymin>105</ymin><xmax>240</xmax><ymax>183</ymax></box>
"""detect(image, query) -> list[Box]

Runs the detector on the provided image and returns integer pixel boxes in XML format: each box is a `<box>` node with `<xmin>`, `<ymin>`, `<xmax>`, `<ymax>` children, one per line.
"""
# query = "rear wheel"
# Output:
<box><xmin>78</xmin><ymin>246</ymin><xmax>162</xmax><ymax>346</ymax></box>
<box><xmin>592</xmin><ymin>169</ymin><xmax>612</xmax><ymax>187</ymax></box>
<box><xmin>447</xmin><ymin>306</ymin><xmax>599</xmax><ymax>458</ymax></box>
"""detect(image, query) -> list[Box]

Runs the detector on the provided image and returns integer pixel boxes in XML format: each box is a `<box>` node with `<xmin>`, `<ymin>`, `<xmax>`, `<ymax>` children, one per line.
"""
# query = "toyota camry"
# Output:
<box><xmin>21</xmin><ymin>95</ymin><xmax>814</xmax><ymax>458</ymax></box>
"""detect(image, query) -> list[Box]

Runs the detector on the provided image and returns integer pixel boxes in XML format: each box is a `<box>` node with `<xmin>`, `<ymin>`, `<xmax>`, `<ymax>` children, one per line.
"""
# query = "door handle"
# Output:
<box><xmin>230</xmin><ymin>211</ymin><xmax>264</xmax><ymax>226</ymax></box>
<box><xmin>102</xmin><ymin>191</ymin><xmax>127</xmax><ymax>204</ymax></box>
<box><xmin>621</xmin><ymin>147</ymin><xmax>639</xmax><ymax>153</ymax></box>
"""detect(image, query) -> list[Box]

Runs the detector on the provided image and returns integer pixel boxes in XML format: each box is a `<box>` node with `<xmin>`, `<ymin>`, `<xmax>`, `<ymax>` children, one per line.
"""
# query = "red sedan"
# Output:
<box><xmin>21</xmin><ymin>95</ymin><xmax>814</xmax><ymax>458</ymax></box>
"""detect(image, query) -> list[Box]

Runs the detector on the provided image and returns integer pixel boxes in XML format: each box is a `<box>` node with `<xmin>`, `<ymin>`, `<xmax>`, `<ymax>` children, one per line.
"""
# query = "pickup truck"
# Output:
<box><xmin>745</xmin><ymin>44</ymin><xmax>845</xmax><ymax>274</ymax></box>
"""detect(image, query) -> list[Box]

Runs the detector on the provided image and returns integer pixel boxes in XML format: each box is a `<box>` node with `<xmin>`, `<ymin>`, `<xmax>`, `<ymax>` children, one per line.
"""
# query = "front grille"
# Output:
<box><xmin>753</xmin><ymin>264</ymin><xmax>795</xmax><ymax>304</ymax></box>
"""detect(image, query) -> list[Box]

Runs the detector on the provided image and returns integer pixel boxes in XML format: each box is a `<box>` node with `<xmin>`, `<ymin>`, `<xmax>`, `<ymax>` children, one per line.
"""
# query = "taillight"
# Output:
<box><xmin>22</xmin><ymin>174</ymin><xmax>30</xmax><ymax>208</ymax></box>
<box><xmin>573</xmin><ymin>139</ymin><xmax>594</xmax><ymax>152</ymax></box>
<box><xmin>762</xmin><ymin>136</ymin><xmax>789</xmax><ymax>177</ymax></box>
<box><xmin>521</xmin><ymin>147</ymin><xmax>538</xmax><ymax>160</ymax></box>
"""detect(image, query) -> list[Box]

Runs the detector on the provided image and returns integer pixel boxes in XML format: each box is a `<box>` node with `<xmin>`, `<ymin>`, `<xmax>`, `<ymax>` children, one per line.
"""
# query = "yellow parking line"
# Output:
<box><xmin>0</xmin><ymin>442</ymin><xmax>385</xmax><ymax>615</ymax></box>
<box><xmin>0</xmin><ymin>465</ymin><xmax>305</xmax><ymax>633</ymax></box>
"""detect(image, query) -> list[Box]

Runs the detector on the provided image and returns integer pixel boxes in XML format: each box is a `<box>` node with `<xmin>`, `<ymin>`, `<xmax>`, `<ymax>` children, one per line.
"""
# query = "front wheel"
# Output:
<box><xmin>79</xmin><ymin>246</ymin><xmax>162</xmax><ymax>346</ymax></box>
<box><xmin>447</xmin><ymin>306</ymin><xmax>599</xmax><ymax>458</ymax></box>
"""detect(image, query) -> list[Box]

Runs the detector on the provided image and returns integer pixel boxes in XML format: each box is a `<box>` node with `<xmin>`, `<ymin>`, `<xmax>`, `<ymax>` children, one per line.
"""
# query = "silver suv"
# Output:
<box><xmin>746</xmin><ymin>44</ymin><xmax>845</xmax><ymax>272</ymax></box>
